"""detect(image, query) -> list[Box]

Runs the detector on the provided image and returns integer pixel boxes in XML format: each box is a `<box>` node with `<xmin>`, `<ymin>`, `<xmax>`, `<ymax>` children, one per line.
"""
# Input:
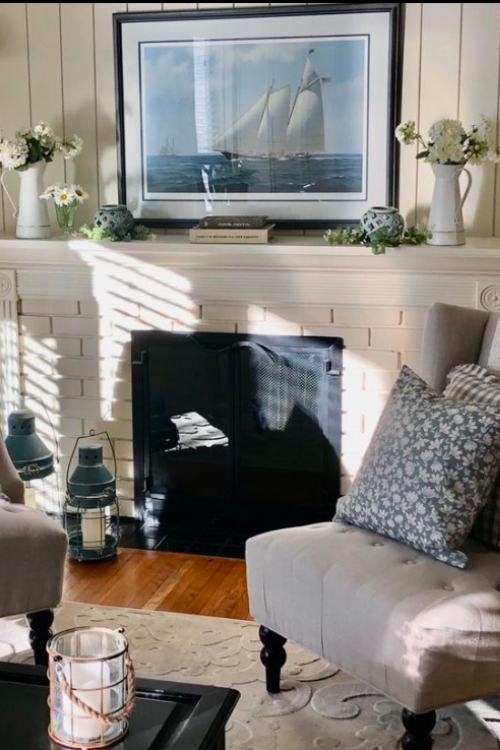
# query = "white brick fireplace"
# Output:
<box><xmin>1</xmin><ymin>234</ymin><xmax>500</xmax><ymax>516</ymax></box>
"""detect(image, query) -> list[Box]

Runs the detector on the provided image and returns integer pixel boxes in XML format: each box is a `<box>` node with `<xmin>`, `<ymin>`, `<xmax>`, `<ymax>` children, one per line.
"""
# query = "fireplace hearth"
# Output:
<box><xmin>131</xmin><ymin>331</ymin><xmax>342</xmax><ymax>556</ymax></box>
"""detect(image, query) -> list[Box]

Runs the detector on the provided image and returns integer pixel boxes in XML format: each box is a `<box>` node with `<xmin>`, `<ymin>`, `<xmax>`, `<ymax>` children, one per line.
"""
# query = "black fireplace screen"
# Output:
<box><xmin>132</xmin><ymin>332</ymin><xmax>342</xmax><ymax>550</ymax></box>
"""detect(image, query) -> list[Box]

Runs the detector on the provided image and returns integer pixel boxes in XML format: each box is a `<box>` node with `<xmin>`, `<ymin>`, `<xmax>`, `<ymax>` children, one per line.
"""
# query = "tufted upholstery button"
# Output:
<box><xmin>442</xmin><ymin>584</ymin><xmax>454</xmax><ymax>592</ymax></box>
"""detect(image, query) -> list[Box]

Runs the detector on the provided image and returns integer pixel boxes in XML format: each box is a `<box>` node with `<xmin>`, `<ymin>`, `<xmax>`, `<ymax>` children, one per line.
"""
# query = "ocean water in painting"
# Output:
<box><xmin>146</xmin><ymin>153</ymin><xmax>362</xmax><ymax>194</ymax></box>
<box><xmin>141</xmin><ymin>35</ymin><xmax>366</xmax><ymax>196</ymax></box>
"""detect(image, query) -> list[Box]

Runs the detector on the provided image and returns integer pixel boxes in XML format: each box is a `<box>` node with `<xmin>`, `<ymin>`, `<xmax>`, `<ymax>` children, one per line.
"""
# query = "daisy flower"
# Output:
<box><xmin>39</xmin><ymin>185</ymin><xmax>58</xmax><ymax>200</ymax></box>
<box><xmin>54</xmin><ymin>188</ymin><xmax>75</xmax><ymax>207</ymax></box>
<box><xmin>72</xmin><ymin>184</ymin><xmax>89</xmax><ymax>204</ymax></box>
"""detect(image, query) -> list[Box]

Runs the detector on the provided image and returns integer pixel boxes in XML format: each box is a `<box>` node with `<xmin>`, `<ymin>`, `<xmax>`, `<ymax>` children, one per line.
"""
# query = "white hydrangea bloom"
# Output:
<box><xmin>395</xmin><ymin>120</ymin><xmax>417</xmax><ymax>145</ymax></box>
<box><xmin>428</xmin><ymin>118</ymin><xmax>465</xmax><ymax>145</ymax></box>
<box><xmin>58</xmin><ymin>134</ymin><xmax>83</xmax><ymax>160</ymax></box>
<box><xmin>426</xmin><ymin>119</ymin><xmax>466</xmax><ymax>164</ymax></box>
<box><xmin>0</xmin><ymin>136</ymin><xmax>29</xmax><ymax>170</ymax></box>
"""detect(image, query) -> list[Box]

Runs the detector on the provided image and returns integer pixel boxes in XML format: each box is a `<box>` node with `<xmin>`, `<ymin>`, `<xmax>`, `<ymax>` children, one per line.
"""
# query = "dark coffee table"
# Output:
<box><xmin>0</xmin><ymin>662</ymin><xmax>239</xmax><ymax>749</ymax></box>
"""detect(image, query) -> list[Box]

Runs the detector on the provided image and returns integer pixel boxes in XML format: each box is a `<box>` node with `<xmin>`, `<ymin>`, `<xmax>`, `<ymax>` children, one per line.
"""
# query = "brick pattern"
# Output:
<box><xmin>18</xmin><ymin>299</ymin><xmax>425</xmax><ymax>514</ymax></box>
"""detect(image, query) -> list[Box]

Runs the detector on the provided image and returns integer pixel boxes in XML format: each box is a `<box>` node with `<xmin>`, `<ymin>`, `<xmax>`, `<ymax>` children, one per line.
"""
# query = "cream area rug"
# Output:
<box><xmin>1</xmin><ymin>602</ymin><xmax>499</xmax><ymax>750</ymax></box>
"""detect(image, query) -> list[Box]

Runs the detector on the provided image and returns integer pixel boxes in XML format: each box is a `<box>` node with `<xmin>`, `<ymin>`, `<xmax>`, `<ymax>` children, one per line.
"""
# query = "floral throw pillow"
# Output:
<box><xmin>335</xmin><ymin>365</ymin><xmax>500</xmax><ymax>567</ymax></box>
<box><xmin>444</xmin><ymin>363</ymin><xmax>500</xmax><ymax>550</ymax></box>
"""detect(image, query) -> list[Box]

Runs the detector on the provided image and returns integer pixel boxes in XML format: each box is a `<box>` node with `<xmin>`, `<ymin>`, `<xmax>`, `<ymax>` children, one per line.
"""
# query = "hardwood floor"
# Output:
<box><xmin>63</xmin><ymin>547</ymin><xmax>251</xmax><ymax>621</ymax></box>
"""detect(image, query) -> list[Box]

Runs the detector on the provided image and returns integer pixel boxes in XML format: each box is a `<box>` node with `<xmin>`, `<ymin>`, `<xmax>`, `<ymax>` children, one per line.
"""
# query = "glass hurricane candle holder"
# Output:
<box><xmin>48</xmin><ymin>626</ymin><xmax>135</xmax><ymax>749</ymax></box>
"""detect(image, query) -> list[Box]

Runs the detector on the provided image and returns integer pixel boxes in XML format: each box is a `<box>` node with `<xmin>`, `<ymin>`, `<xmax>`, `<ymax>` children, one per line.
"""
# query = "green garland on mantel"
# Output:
<box><xmin>324</xmin><ymin>224</ymin><xmax>429</xmax><ymax>255</ymax></box>
<box><xmin>79</xmin><ymin>223</ymin><xmax>151</xmax><ymax>242</ymax></box>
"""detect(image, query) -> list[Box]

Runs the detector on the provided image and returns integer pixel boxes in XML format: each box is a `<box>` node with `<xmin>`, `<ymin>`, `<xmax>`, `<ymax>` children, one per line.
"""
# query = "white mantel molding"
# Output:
<box><xmin>1</xmin><ymin>234</ymin><xmax>500</xmax><ymax>272</ymax></box>
<box><xmin>1</xmin><ymin>235</ymin><xmax>500</xmax><ymax>311</ymax></box>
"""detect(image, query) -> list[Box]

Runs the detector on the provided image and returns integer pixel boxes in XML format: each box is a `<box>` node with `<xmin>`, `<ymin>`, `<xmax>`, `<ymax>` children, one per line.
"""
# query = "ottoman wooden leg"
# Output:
<box><xmin>27</xmin><ymin>609</ymin><xmax>54</xmax><ymax>667</ymax></box>
<box><xmin>401</xmin><ymin>708</ymin><xmax>436</xmax><ymax>750</ymax></box>
<box><xmin>259</xmin><ymin>626</ymin><xmax>287</xmax><ymax>694</ymax></box>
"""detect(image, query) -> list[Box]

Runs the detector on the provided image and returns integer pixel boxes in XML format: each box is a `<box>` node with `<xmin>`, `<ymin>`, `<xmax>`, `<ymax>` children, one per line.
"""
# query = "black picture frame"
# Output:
<box><xmin>113</xmin><ymin>3</ymin><xmax>403</xmax><ymax>229</ymax></box>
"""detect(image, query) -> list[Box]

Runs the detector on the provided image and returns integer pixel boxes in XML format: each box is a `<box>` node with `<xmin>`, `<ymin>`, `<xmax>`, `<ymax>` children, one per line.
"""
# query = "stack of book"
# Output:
<box><xmin>189</xmin><ymin>216</ymin><xmax>274</xmax><ymax>244</ymax></box>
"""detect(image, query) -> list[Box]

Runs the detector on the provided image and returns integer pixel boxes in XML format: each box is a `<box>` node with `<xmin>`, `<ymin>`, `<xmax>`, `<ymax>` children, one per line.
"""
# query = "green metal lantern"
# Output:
<box><xmin>5</xmin><ymin>409</ymin><xmax>54</xmax><ymax>480</ymax></box>
<box><xmin>64</xmin><ymin>430</ymin><xmax>120</xmax><ymax>562</ymax></box>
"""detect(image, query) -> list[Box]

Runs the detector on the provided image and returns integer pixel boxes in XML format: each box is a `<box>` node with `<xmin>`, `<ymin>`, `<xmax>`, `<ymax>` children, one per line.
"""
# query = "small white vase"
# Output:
<box><xmin>1</xmin><ymin>161</ymin><xmax>51</xmax><ymax>239</ymax></box>
<box><xmin>427</xmin><ymin>163</ymin><xmax>472</xmax><ymax>246</ymax></box>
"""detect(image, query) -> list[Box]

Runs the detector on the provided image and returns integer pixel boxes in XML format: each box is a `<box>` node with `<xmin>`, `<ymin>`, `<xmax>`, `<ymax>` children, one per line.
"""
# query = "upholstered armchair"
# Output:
<box><xmin>0</xmin><ymin>439</ymin><xmax>67</xmax><ymax>665</ymax></box>
<box><xmin>246</xmin><ymin>302</ymin><xmax>500</xmax><ymax>750</ymax></box>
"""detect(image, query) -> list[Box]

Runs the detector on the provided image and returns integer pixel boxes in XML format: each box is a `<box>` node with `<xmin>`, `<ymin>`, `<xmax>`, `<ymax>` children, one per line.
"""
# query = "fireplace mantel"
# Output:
<box><xmin>1</xmin><ymin>234</ymin><xmax>500</xmax><ymax>273</ymax></box>
<box><xmin>1</xmin><ymin>234</ymin><xmax>500</xmax><ymax>309</ymax></box>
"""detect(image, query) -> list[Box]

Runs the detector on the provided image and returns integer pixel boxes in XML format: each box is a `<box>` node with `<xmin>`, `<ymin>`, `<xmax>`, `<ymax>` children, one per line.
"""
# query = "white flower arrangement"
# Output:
<box><xmin>395</xmin><ymin>116</ymin><xmax>500</xmax><ymax>165</ymax></box>
<box><xmin>40</xmin><ymin>184</ymin><xmax>89</xmax><ymax>207</ymax></box>
<box><xmin>0</xmin><ymin>121</ymin><xmax>83</xmax><ymax>171</ymax></box>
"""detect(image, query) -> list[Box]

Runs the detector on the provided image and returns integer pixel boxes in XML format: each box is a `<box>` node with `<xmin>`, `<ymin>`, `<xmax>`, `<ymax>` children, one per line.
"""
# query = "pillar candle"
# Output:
<box><xmin>61</xmin><ymin>660</ymin><xmax>110</xmax><ymax>743</ymax></box>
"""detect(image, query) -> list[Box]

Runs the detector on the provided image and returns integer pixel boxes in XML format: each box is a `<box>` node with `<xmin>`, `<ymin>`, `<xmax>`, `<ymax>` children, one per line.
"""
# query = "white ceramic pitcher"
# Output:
<box><xmin>0</xmin><ymin>161</ymin><xmax>51</xmax><ymax>239</ymax></box>
<box><xmin>427</xmin><ymin>163</ymin><xmax>472</xmax><ymax>246</ymax></box>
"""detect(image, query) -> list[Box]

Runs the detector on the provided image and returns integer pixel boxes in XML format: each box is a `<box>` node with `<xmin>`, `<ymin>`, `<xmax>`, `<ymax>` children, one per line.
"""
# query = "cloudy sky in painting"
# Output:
<box><xmin>141</xmin><ymin>36</ymin><xmax>366</xmax><ymax>156</ymax></box>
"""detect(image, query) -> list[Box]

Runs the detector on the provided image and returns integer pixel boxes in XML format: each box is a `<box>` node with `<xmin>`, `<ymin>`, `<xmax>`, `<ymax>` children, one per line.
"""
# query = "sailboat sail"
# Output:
<box><xmin>212</xmin><ymin>52</ymin><xmax>326</xmax><ymax>158</ymax></box>
<box><xmin>286</xmin><ymin>56</ymin><xmax>325</xmax><ymax>154</ymax></box>
<box><xmin>256</xmin><ymin>85</ymin><xmax>290</xmax><ymax>154</ymax></box>
<box><xmin>212</xmin><ymin>89</ymin><xmax>270</xmax><ymax>155</ymax></box>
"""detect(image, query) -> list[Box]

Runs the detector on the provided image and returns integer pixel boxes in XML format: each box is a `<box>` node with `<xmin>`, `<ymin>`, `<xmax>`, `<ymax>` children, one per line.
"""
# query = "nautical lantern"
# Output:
<box><xmin>64</xmin><ymin>431</ymin><xmax>119</xmax><ymax>561</ymax></box>
<box><xmin>4</xmin><ymin>409</ymin><xmax>54</xmax><ymax>480</ymax></box>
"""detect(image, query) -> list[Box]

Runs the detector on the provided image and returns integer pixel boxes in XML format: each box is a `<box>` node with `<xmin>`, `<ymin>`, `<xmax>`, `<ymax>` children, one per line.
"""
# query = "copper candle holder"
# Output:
<box><xmin>47</xmin><ymin>626</ymin><xmax>135</xmax><ymax>749</ymax></box>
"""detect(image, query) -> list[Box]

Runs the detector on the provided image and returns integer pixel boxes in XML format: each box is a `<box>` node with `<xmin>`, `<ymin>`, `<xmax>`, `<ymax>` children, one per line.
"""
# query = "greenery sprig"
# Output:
<box><xmin>79</xmin><ymin>223</ymin><xmax>151</xmax><ymax>242</ymax></box>
<box><xmin>324</xmin><ymin>225</ymin><xmax>428</xmax><ymax>255</ymax></box>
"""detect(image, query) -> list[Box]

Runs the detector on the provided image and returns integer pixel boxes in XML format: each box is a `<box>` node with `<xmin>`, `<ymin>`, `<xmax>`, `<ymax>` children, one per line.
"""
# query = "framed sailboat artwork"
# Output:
<box><xmin>114</xmin><ymin>3</ymin><xmax>402</xmax><ymax>228</ymax></box>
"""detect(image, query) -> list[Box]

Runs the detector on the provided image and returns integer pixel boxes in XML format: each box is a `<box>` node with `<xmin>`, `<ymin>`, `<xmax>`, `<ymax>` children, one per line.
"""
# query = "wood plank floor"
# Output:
<box><xmin>63</xmin><ymin>548</ymin><xmax>251</xmax><ymax>621</ymax></box>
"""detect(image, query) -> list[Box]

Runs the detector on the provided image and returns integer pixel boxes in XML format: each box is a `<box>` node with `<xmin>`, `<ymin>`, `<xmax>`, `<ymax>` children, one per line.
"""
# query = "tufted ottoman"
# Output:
<box><xmin>0</xmin><ymin>499</ymin><xmax>67</xmax><ymax>663</ymax></box>
<box><xmin>246</xmin><ymin>521</ymin><xmax>500</xmax><ymax>749</ymax></box>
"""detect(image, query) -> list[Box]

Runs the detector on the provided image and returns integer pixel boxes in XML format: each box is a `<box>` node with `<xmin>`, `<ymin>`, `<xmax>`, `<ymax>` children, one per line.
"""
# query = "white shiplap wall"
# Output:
<box><xmin>0</xmin><ymin>3</ymin><xmax>499</xmax><ymax>234</ymax></box>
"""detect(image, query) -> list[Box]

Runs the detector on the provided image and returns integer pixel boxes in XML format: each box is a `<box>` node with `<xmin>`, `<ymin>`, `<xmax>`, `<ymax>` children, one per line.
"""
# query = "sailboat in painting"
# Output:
<box><xmin>212</xmin><ymin>51</ymin><xmax>329</xmax><ymax>160</ymax></box>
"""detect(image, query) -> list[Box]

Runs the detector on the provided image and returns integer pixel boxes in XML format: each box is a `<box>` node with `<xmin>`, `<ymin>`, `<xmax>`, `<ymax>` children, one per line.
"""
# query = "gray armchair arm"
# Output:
<box><xmin>0</xmin><ymin>440</ymin><xmax>24</xmax><ymax>504</ymax></box>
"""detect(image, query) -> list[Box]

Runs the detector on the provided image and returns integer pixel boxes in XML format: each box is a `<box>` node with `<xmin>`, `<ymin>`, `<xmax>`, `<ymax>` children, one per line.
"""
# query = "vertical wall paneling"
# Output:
<box><xmin>0</xmin><ymin>271</ymin><xmax>20</xmax><ymax>429</ymax></box>
<box><xmin>0</xmin><ymin>4</ymin><xmax>31</xmax><ymax>235</ymax></box>
<box><xmin>127</xmin><ymin>3</ymin><xmax>162</xmax><ymax>10</ymax></box>
<box><xmin>60</xmin><ymin>4</ymin><xmax>99</xmax><ymax>223</ymax></box>
<box><xmin>2</xmin><ymin>3</ymin><xmax>500</xmax><ymax>236</ymax></box>
<box><xmin>398</xmin><ymin>3</ymin><xmax>423</xmax><ymax>225</ymax></box>
<box><xmin>94</xmin><ymin>4</ymin><xmax>127</xmax><ymax>205</ymax></box>
<box><xmin>459</xmin><ymin>3</ymin><xmax>500</xmax><ymax>235</ymax></box>
<box><xmin>416</xmin><ymin>3</ymin><xmax>462</xmax><ymax>225</ymax></box>
<box><xmin>26</xmin><ymin>4</ymin><xmax>65</xmax><ymax>209</ymax></box>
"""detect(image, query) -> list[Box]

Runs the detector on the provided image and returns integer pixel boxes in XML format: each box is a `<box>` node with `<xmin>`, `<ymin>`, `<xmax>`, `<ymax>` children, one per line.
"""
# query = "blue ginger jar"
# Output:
<box><xmin>360</xmin><ymin>206</ymin><xmax>404</xmax><ymax>240</ymax></box>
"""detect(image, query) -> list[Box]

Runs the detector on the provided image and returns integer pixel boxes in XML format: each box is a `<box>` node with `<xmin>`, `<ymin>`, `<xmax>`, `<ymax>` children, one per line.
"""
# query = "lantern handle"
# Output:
<box><xmin>65</xmin><ymin>430</ymin><xmax>117</xmax><ymax>490</ymax></box>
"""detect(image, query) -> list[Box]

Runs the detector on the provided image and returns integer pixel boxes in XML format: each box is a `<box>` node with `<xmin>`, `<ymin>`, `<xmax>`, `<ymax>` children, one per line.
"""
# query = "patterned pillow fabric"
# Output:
<box><xmin>335</xmin><ymin>365</ymin><xmax>500</xmax><ymax>568</ymax></box>
<box><xmin>444</xmin><ymin>363</ymin><xmax>500</xmax><ymax>549</ymax></box>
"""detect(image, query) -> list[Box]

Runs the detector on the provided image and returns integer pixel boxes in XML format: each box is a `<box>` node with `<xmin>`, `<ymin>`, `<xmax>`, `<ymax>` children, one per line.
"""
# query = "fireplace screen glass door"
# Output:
<box><xmin>132</xmin><ymin>332</ymin><xmax>342</xmax><ymax>554</ymax></box>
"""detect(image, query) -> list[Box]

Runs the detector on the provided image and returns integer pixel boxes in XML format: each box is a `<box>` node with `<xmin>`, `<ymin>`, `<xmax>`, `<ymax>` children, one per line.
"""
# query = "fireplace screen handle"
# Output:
<box><xmin>325</xmin><ymin>360</ymin><xmax>341</xmax><ymax>376</ymax></box>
